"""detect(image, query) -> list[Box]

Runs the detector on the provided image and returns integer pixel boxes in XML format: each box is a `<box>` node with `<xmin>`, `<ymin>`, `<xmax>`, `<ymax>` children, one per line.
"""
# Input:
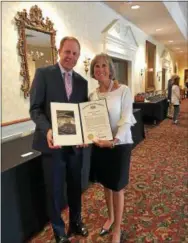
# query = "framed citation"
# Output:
<box><xmin>51</xmin><ymin>99</ymin><xmax>113</xmax><ymax>146</ymax></box>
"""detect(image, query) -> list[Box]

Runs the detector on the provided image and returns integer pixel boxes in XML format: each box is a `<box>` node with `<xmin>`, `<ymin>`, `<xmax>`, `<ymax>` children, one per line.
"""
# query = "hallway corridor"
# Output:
<box><xmin>30</xmin><ymin>100</ymin><xmax>188</xmax><ymax>243</ymax></box>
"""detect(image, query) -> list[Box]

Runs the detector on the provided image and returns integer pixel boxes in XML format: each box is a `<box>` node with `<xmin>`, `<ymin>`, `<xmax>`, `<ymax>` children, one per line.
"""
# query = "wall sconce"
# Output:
<box><xmin>140</xmin><ymin>67</ymin><xmax>153</xmax><ymax>76</ymax></box>
<box><xmin>140</xmin><ymin>69</ymin><xmax>145</xmax><ymax>76</ymax></box>
<box><xmin>168</xmin><ymin>67</ymin><xmax>172</xmax><ymax>73</ymax></box>
<box><xmin>83</xmin><ymin>57</ymin><xmax>91</xmax><ymax>75</ymax></box>
<box><xmin>140</xmin><ymin>63</ymin><xmax>147</xmax><ymax>76</ymax></box>
<box><xmin>157</xmin><ymin>71</ymin><xmax>162</xmax><ymax>81</ymax></box>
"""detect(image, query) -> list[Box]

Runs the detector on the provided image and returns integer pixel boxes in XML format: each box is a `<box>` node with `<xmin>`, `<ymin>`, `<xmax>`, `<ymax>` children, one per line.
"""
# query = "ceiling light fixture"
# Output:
<box><xmin>176</xmin><ymin>48</ymin><xmax>180</xmax><ymax>49</ymax></box>
<box><xmin>156</xmin><ymin>28</ymin><xmax>162</xmax><ymax>31</ymax></box>
<box><xmin>131</xmin><ymin>5</ymin><xmax>140</xmax><ymax>9</ymax></box>
<box><xmin>168</xmin><ymin>40</ymin><xmax>174</xmax><ymax>43</ymax></box>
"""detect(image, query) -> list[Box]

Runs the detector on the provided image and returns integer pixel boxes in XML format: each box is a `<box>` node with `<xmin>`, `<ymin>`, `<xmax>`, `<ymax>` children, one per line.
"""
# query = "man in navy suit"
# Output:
<box><xmin>30</xmin><ymin>37</ymin><xmax>88</xmax><ymax>243</ymax></box>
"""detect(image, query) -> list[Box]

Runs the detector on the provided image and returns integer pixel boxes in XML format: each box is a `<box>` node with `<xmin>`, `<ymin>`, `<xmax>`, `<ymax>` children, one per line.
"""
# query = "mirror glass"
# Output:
<box><xmin>25</xmin><ymin>28</ymin><xmax>53</xmax><ymax>83</ymax></box>
<box><xmin>15</xmin><ymin>5</ymin><xmax>57</xmax><ymax>97</ymax></box>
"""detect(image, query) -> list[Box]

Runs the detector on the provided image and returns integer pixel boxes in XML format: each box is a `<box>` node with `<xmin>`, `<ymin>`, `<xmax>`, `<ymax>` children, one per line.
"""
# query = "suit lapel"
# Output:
<box><xmin>69</xmin><ymin>71</ymin><xmax>79</xmax><ymax>102</ymax></box>
<box><xmin>53</xmin><ymin>63</ymin><xmax>68</xmax><ymax>102</ymax></box>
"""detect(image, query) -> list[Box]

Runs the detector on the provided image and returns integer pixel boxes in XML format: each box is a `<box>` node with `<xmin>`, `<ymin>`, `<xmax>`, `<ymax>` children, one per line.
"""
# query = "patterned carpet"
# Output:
<box><xmin>29</xmin><ymin>100</ymin><xmax>188</xmax><ymax>243</ymax></box>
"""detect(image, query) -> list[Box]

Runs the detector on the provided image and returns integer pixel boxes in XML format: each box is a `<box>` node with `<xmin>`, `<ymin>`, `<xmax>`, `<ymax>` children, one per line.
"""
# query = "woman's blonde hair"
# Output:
<box><xmin>173</xmin><ymin>76</ymin><xmax>180</xmax><ymax>86</ymax></box>
<box><xmin>90</xmin><ymin>53</ymin><xmax>116</xmax><ymax>80</ymax></box>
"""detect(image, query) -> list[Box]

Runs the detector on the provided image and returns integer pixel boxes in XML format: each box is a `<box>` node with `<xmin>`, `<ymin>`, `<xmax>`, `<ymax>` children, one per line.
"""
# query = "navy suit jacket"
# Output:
<box><xmin>30</xmin><ymin>63</ymin><xmax>88</xmax><ymax>153</ymax></box>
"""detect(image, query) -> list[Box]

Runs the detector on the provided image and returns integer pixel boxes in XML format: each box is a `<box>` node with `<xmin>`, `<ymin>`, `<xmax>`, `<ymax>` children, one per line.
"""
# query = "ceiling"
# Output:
<box><xmin>105</xmin><ymin>1</ymin><xmax>188</xmax><ymax>59</ymax></box>
<box><xmin>178</xmin><ymin>1</ymin><xmax>188</xmax><ymax>21</ymax></box>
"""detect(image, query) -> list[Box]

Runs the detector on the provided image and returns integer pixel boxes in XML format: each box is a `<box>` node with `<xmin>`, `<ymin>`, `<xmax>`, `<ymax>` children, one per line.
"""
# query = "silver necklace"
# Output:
<box><xmin>97</xmin><ymin>80</ymin><xmax>113</xmax><ymax>99</ymax></box>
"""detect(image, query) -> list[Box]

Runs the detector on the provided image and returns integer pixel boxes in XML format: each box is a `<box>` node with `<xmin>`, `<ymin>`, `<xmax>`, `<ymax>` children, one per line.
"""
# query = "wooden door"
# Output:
<box><xmin>145</xmin><ymin>40</ymin><xmax>156</xmax><ymax>91</ymax></box>
<box><xmin>162</xmin><ymin>68</ymin><xmax>166</xmax><ymax>90</ymax></box>
<box><xmin>184</xmin><ymin>69</ymin><xmax>188</xmax><ymax>82</ymax></box>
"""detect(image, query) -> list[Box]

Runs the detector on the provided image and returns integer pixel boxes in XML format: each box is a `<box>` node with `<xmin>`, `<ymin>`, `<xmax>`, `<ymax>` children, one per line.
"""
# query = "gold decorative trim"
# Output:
<box><xmin>1</xmin><ymin>118</ymin><xmax>31</xmax><ymax>127</ymax></box>
<box><xmin>15</xmin><ymin>5</ymin><xmax>57</xmax><ymax>98</ymax></box>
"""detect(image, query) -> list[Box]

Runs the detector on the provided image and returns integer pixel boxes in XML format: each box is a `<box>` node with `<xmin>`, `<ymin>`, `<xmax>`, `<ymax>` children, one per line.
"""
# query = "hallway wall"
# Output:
<box><xmin>2</xmin><ymin>2</ymin><xmax>177</xmax><ymax>123</ymax></box>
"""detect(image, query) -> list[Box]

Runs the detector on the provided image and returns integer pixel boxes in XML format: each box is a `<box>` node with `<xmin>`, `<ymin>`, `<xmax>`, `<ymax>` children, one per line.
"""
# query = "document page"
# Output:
<box><xmin>79</xmin><ymin>99</ymin><xmax>113</xmax><ymax>144</ymax></box>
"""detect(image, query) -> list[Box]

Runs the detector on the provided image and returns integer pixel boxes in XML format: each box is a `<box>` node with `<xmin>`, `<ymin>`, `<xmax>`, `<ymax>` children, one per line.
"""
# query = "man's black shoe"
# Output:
<box><xmin>67</xmin><ymin>222</ymin><xmax>89</xmax><ymax>237</ymax></box>
<box><xmin>55</xmin><ymin>235</ymin><xmax>71</xmax><ymax>243</ymax></box>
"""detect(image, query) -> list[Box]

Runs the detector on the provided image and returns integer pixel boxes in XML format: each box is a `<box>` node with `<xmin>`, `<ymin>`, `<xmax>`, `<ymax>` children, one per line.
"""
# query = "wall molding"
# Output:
<box><xmin>102</xmin><ymin>19</ymin><xmax>138</xmax><ymax>93</ymax></box>
<box><xmin>1</xmin><ymin>118</ymin><xmax>31</xmax><ymax>127</ymax></box>
<box><xmin>161</xmin><ymin>50</ymin><xmax>173</xmax><ymax>71</ymax></box>
<box><xmin>102</xmin><ymin>19</ymin><xmax>138</xmax><ymax>61</ymax></box>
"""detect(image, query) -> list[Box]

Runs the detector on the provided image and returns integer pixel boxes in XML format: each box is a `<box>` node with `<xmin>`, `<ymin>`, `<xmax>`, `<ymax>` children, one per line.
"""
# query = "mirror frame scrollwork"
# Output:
<box><xmin>15</xmin><ymin>5</ymin><xmax>57</xmax><ymax>98</ymax></box>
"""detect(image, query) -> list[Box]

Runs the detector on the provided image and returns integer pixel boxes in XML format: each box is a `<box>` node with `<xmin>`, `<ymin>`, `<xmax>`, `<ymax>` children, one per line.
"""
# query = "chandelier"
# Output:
<box><xmin>27</xmin><ymin>50</ymin><xmax>44</xmax><ymax>61</ymax></box>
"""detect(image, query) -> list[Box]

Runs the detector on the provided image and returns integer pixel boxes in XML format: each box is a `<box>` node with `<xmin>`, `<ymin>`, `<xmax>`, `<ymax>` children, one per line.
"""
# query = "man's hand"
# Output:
<box><xmin>47</xmin><ymin>129</ymin><xmax>61</xmax><ymax>149</ymax></box>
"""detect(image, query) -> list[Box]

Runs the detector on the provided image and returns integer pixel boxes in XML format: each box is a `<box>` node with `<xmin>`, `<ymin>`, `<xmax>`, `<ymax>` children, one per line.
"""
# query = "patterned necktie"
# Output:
<box><xmin>64</xmin><ymin>72</ymin><xmax>72</xmax><ymax>100</ymax></box>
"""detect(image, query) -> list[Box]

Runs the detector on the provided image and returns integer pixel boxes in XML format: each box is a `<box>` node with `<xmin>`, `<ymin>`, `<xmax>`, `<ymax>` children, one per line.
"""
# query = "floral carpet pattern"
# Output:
<box><xmin>29</xmin><ymin>100</ymin><xmax>188</xmax><ymax>243</ymax></box>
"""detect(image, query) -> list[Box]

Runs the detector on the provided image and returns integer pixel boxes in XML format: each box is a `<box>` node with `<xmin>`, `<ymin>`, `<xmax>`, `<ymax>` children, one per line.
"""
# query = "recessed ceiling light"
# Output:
<box><xmin>176</xmin><ymin>48</ymin><xmax>180</xmax><ymax>49</ymax></box>
<box><xmin>180</xmin><ymin>51</ymin><xmax>183</xmax><ymax>52</ymax></box>
<box><xmin>131</xmin><ymin>5</ymin><xmax>140</xmax><ymax>9</ymax></box>
<box><xmin>156</xmin><ymin>28</ymin><xmax>162</xmax><ymax>31</ymax></box>
<box><xmin>168</xmin><ymin>40</ymin><xmax>174</xmax><ymax>43</ymax></box>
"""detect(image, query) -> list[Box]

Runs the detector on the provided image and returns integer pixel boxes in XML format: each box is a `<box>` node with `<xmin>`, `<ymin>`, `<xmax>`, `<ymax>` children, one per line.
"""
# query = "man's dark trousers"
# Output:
<box><xmin>42</xmin><ymin>147</ymin><xmax>82</xmax><ymax>237</ymax></box>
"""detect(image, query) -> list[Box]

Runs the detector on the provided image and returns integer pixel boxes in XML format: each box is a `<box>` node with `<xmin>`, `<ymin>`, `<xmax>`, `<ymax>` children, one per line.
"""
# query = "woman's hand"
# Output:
<box><xmin>92</xmin><ymin>139</ymin><xmax>113</xmax><ymax>148</ymax></box>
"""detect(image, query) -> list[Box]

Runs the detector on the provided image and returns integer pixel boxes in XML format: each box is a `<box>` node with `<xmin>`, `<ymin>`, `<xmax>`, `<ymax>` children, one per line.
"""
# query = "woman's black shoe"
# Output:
<box><xmin>120</xmin><ymin>231</ymin><xmax>124</xmax><ymax>243</ymax></box>
<box><xmin>99</xmin><ymin>223</ymin><xmax>113</xmax><ymax>236</ymax></box>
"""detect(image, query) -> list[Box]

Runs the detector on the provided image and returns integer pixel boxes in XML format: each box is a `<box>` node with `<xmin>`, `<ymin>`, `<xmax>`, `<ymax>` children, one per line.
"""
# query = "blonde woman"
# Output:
<box><xmin>89</xmin><ymin>53</ymin><xmax>136</xmax><ymax>243</ymax></box>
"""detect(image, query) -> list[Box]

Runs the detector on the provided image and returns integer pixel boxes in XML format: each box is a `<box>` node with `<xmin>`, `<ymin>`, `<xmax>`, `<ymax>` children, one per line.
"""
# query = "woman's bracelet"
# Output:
<box><xmin>111</xmin><ymin>140</ymin><xmax>115</xmax><ymax>148</ymax></box>
<box><xmin>111</xmin><ymin>138</ymin><xmax>119</xmax><ymax>148</ymax></box>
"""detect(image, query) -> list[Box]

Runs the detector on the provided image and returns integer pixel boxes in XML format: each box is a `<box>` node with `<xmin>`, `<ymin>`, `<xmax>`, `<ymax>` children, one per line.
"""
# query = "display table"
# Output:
<box><xmin>133</xmin><ymin>98</ymin><xmax>168</xmax><ymax>124</ymax></box>
<box><xmin>1</xmin><ymin>109</ymin><xmax>145</xmax><ymax>243</ymax></box>
<box><xmin>1</xmin><ymin>136</ymin><xmax>91</xmax><ymax>243</ymax></box>
<box><xmin>132</xmin><ymin>109</ymin><xmax>145</xmax><ymax>146</ymax></box>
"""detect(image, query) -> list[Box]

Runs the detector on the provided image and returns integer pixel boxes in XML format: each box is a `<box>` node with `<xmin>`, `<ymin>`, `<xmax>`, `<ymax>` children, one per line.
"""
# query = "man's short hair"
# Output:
<box><xmin>59</xmin><ymin>36</ymin><xmax>81</xmax><ymax>51</ymax></box>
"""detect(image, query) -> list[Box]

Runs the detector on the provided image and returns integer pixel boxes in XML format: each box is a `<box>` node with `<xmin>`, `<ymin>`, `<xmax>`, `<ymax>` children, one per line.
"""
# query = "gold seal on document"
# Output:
<box><xmin>88</xmin><ymin>134</ymin><xmax>94</xmax><ymax>140</ymax></box>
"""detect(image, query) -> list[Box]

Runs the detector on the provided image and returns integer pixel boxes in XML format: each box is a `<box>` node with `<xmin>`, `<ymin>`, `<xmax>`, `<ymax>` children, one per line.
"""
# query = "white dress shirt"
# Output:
<box><xmin>89</xmin><ymin>84</ymin><xmax>136</xmax><ymax>145</ymax></box>
<box><xmin>58</xmin><ymin>62</ymin><xmax>73</xmax><ymax>82</ymax></box>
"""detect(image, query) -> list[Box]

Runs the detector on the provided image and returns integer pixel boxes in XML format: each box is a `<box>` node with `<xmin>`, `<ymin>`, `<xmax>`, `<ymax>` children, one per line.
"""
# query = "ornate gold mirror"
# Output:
<box><xmin>15</xmin><ymin>5</ymin><xmax>57</xmax><ymax>98</ymax></box>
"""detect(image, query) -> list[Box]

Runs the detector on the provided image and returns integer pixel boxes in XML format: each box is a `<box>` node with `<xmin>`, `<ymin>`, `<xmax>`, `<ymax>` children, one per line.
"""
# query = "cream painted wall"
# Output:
<box><xmin>2</xmin><ymin>1</ymin><xmax>177</xmax><ymax>123</ymax></box>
